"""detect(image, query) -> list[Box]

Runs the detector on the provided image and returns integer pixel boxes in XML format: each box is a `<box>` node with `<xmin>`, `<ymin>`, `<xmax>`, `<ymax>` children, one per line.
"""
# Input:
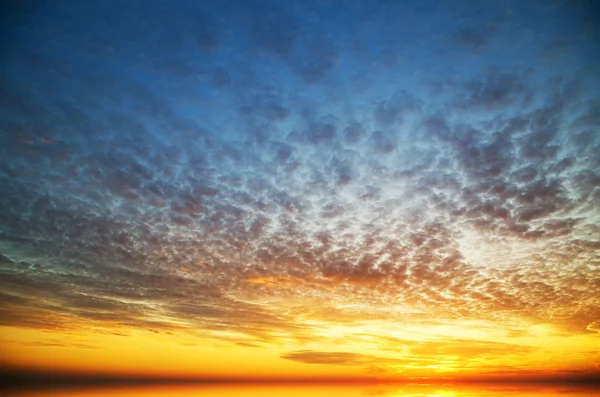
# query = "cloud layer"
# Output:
<box><xmin>0</xmin><ymin>0</ymin><xmax>599</xmax><ymax>376</ymax></box>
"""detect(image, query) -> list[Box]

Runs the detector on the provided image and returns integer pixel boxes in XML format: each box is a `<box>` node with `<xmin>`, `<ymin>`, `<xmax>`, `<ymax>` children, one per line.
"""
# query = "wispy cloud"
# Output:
<box><xmin>280</xmin><ymin>350</ymin><xmax>416</xmax><ymax>367</ymax></box>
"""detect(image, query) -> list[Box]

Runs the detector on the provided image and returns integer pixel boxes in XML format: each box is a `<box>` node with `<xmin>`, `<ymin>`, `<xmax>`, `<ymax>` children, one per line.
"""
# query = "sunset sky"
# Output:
<box><xmin>1</xmin><ymin>0</ymin><xmax>599</xmax><ymax>383</ymax></box>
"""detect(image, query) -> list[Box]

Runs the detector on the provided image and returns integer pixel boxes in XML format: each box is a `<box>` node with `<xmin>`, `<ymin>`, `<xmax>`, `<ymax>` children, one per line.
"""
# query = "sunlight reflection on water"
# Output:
<box><xmin>8</xmin><ymin>383</ymin><xmax>600</xmax><ymax>397</ymax></box>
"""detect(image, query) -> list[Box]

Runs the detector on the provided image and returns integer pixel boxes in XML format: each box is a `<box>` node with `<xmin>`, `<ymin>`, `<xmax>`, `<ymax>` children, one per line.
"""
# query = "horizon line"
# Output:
<box><xmin>2</xmin><ymin>367</ymin><xmax>599</xmax><ymax>391</ymax></box>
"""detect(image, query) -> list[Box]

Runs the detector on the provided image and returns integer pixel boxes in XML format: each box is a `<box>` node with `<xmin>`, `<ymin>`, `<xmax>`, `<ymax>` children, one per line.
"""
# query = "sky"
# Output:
<box><xmin>0</xmin><ymin>0</ymin><xmax>599</xmax><ymax>383</ymax></box>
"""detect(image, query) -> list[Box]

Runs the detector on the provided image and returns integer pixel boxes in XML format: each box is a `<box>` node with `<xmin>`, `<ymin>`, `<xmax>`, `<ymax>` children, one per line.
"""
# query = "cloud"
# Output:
<box><xmin>455</xmin><ymin>69</ymin><xmax>530</xmax><ymax>111</ymax></box>
<box><xmin>0</xmin><ymin>0</ymin><xmax>598</xmax><ymax>369</ymax></box>
<box><xmin>280</xmin><ymin>350</ymin><xmax>409</xmax><ymax>367</ymax></box>
<box><xmin>402</xmin><ymin>338</ymin><xmax>535</xmax><ymax>358</ymax></box>
<box><xmin>281</xmin><ymin>351</ymin><xmax>369</xmax><ymax>366</ymax></box>
<box><xmin>586</xmin><ymin>320</ymin><xmax>600</xmax><ymax>333</ymax></box>
<box><xmin>8</xmin><ymin>340</ymin><xmax>102</xmax><ymax>349</ymax></box>
<box><xmin>451</xmin><ymin>28</ymin><xmax>488</xmax><ymax>51</ymax></box>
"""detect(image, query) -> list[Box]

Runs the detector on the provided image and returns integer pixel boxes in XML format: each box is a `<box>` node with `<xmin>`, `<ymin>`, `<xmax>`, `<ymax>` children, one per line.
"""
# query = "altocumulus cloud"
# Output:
<box><xmin>0</xmin><ymin>0</ymin><xmax>599</xmax><ymax>348</ymax></box>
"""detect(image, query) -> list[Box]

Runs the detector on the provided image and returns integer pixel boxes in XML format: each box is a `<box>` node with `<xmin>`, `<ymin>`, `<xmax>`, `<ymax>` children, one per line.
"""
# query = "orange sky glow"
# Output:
<box><xmin>2</xmin><ymin>288</ymin><xmax>599</xmax><ymax>381</ymax></box>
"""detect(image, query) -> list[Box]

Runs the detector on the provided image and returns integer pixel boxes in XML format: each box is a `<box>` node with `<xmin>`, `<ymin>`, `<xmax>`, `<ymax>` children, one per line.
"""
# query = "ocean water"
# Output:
<box><xmin>7</xmin><ymin>383</ymin><xmax>600</xmax><ymax>397</ymax></box>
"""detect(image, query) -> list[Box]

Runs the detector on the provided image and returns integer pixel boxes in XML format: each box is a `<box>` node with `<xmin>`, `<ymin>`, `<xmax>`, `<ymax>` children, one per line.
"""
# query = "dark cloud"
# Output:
<box><xmin>211</xmin><ymin>68</ymin><xmax>232</xmax><ymax>88</ymax></box>
<box><xmin>541</xmin><ymin>36</ymin><xmax>575</xmax><ymax>60</ymax></box>
<box><xmin>304</xmin><ymin>118</ymin><xmax>337</xmax><ymax>145</ymax></box>
<box><xmin>367</xmin><ymin>130</ymin><xmax>396</xmax><ymax>154</ymax></box>
<box><xmin>248</xmin><ymin>5</ymin><xmax>300</xmax><ymax>57</ymax></box>
<box><xmin>281</xmin><ymin>351</ymin><xmax>368</xmax><ymax>365</ymax></box>
<box><xmin>343</xmin><ymin>123</ymin><xmax>366</xmax><ymax>145</ymax></box>
<box><xmin>280</xmin><ymin>350</ymin><xmax>406</xmax><ymax>366</ymax></box>
<box><xmin>455</xmin><ymin>70</ymin><xmax>530</xmax><ymax>111</ymax></box>
<box><xmin>372</xmin><ymin>91</ymin><xmax>419</xmax><ymax>127</ymax></box>
<box><xmin>452</xmin><ymin>28</ymin><xmax>488</xmax><ymax>51</ymax></box>
<box><xmin>291</xmin><ymin>32</ymin><xmax>339</xmax><ymax>84</ymax></box>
